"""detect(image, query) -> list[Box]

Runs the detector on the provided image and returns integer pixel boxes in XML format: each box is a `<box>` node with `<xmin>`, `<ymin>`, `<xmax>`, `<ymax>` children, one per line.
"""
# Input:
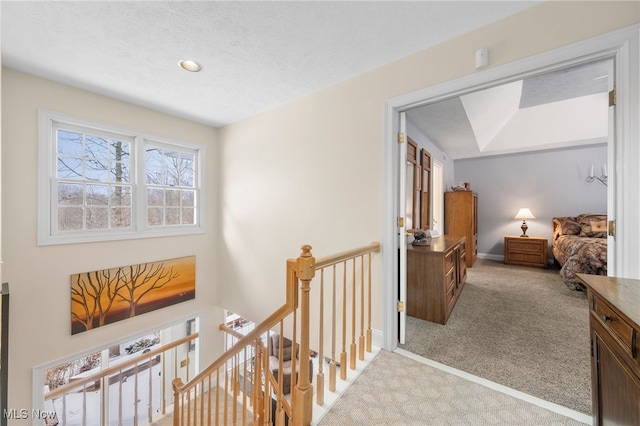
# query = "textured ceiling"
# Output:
<box><xmin>1</xmin><ymin>1</ymin><xmax>541</xmax><ymax>128</ymax></box>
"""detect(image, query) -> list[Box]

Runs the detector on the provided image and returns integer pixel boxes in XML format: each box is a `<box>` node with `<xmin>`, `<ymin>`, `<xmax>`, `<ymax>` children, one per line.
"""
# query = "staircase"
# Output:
<box><xmin>39</xmin><ymin>243</ymin><xmax>380</xmax><ymax>425</ymax></box>
<box><xmin>171</xmin><ymin>242</ymin><xmax>381</xmax><ymax>426</ymax></box>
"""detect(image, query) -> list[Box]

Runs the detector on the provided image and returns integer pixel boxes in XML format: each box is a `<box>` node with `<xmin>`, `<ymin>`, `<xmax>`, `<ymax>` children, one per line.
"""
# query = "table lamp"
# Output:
<box><xmin>515</xmin><ymin>208</ymin><xmax>535</xmax><ymax>237</ymax></box>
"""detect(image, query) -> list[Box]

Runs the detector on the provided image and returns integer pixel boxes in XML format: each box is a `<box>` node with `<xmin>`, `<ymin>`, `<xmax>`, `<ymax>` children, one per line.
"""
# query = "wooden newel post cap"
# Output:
<box><xmin>172</xmin><ymin>377</ymin><xmax>184</xmax><ymax>391</ymax></box>
<box><xmin>297</xmin><ymin>245</ymin><xmax>316</xmax><ymax>280</ymax></box>
<box><xmin>300</xmin><ymin>245</ymin><xmax>312</xmax><ymax>257</ymax></box>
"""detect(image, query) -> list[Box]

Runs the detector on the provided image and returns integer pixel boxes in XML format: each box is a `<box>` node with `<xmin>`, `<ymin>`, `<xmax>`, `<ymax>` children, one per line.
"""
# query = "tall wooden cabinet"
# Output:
<box><xmin>407</xmin><ymin>236</ymin><xmax>467</xmax><ymax>325</ymax></box>
<box><xmin>577</xmin><ymin>274</ymin><xmax>640</xmax><ymax>426</ymax></box>
<box><xmin>444</xmin><ymin>191</ymin><xmax>477</xmax><ymax>267</ymax></box>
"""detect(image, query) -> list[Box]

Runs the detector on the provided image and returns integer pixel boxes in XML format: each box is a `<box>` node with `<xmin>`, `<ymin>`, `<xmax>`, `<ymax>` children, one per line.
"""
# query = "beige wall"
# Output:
<box><xmin>218</xmin><ymin>1</ymin><xmax>639</xmax><ymax>325</ymax></box>
<box><xmin>0</xmin><ymin>0</ymin><xmax>638</xmax><ymax>417</ymax></box>
<box><xmin>1</xmin><ymin>68</ymin><xmax>221</xmax><ymax>411</ymax></box>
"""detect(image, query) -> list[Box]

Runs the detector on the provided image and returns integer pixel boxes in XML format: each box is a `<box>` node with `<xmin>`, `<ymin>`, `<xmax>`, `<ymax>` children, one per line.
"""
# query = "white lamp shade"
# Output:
<box><xmin>515</xmin><ymin>208</ymin><xmax>535</xmax><ymax>220</ymax></box>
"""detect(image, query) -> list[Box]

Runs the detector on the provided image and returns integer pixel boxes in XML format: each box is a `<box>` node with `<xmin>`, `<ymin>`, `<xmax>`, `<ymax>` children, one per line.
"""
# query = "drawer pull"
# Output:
<box><xmin>601</xmin><ymin>314</ymin><xmax>613</xmax><ymax>322</ymax></box>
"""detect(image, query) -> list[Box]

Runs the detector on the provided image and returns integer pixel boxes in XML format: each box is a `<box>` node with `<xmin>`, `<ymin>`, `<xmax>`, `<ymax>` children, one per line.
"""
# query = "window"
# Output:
<box><xmin>145</xmin><ymin>144</ymin><xmax>196</xmax><ymax>227</ymax></box>
<box><xmin>38</xmin><ymin>109</ymin><xmax>205</xmax><ymax>245</ymax></box>
<box><xmin>35</xmin><ymin>318</ymin><xmax>200</xmax><ymax>425</ymax></box>
<box><xmin>55</xmin><ymin>124</ymin><xmax>133</xmax><ymax>232</ymax></box>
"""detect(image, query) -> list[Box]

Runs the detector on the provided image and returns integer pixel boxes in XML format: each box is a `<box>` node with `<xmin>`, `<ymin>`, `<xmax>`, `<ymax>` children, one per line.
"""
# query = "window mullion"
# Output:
<box><xmin>82</xmin><ymin>134</ymin><xmax>88</xmax><ymax>232</ymax></box>
<box><xmin>135</xmin><ymin>136</ymin><xmax>145</xmax><ymax>232</ymax></box>
<box><xmin>38</xmin><ymin>109</ymin><xmax>204</xmax><ymax>245</ymax></box>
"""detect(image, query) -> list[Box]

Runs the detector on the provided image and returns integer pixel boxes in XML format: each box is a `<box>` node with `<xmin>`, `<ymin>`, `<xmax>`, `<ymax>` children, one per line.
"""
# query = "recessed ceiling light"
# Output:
<box><xmin>179</xmin><ymin>60</ymin><xmax>202</xmax><ymax>73</ymax></box>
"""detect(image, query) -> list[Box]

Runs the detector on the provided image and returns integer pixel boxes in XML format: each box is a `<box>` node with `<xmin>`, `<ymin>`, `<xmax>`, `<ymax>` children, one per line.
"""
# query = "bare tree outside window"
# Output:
<box><xmin>44</xmin><ymin>352</ymin><xmax>101</xmax><ymax>391</ymax></box>
<box><xmin>56</xmin><ymin>128</ymin><xmax>132</xmax><ymax>231</ymax></box>
<box><xmin>145</xmin><ymin>145</ymin><xmax>196</xmax><ymax>227</ymax></box>
<box><xmin>40</xmin><ymin>110</ymin><xmax>204</xmax><ymax>244</ymax></box>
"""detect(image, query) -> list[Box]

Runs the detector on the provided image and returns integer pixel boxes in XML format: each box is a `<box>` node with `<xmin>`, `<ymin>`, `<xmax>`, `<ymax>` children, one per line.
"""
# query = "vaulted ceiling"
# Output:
<box><xmin>407</xmin><ymin>59</ymin><xmax>610</xmax><ymax>159</ymax></box>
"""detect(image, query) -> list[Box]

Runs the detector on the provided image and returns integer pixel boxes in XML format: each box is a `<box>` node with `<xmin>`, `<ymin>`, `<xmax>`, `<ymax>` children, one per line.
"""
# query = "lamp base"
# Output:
<box><xmin>520</xmin><ymin>221</ymin><xmax>529</xmax><ymax>237</ymax></box>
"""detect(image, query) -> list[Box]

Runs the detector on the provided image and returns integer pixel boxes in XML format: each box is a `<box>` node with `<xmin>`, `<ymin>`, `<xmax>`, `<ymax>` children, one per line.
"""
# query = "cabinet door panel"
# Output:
<box><xmin>594</xmin><ymin>329</ymin><xmax>640</xmax><ymax>425</ymax></box>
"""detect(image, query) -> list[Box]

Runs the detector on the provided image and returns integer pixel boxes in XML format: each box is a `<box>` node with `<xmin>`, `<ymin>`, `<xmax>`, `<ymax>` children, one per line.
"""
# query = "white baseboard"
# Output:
<box><xmin>371</xmin><ymin>328</ymin><xmax>384</xmax><ymax>348</ymax></box>
<box><xmin>477</xmin><ymin>253</ymin><xmax>556</xmax><ymax>267</ymax></box>
<box><xmin>477</xmin><ymin>253</ymin><xmax>503</xmax><ymax>261</ymax></box>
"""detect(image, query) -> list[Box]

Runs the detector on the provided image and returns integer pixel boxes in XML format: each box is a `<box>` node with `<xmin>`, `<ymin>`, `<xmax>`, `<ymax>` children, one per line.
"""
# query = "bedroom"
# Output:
<box><xmin>405</xmin><ymin>58</ymin><xmax>610</xmax><ymax>271</ymax></box>
<box><xmin>399</xmin><ymin>58</ymin><xmax>610</xmax><ymax>416</ymax></box>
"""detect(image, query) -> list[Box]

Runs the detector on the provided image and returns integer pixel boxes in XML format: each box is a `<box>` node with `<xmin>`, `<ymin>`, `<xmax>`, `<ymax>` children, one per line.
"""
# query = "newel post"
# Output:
<box><xmin>292</xmin><ymin>245</ymin><xmax>315</xmax><ymax>426</ymax></box>
<box><xmin>172</xmin><ymin>378</ymin><xmax>183</xmax><ymax>426</ymax></box>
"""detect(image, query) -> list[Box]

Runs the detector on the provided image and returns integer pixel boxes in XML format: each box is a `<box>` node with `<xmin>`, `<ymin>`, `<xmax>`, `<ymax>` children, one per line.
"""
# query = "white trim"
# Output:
<box><xmin>32</xmin><ymin>312</ymin><xmax>204</xmax><ymax>414</ymax></box>
<box><xmin>382</xmin><ymin>25</ymin><xmax>640</xmax><ymax>351</ymax></box>
<box><xmin>37</xmin><ymin>109</ymin><xmax>207</xmax><ymax>245</ymax></box>
<box><xmin>371</xmin><ymin>328</ymin><xmax>384</xmax><ymax>349</ymax></box>
<box><xmin>477</xmin><ymin>253</ymin><xmax>503</xmax><ymax>262</ymax></box>
<box><xmin>382</xmin><ymin>105</ymin><xmax>400</xmax><ymax>351</ymax></box>
<box><xmin>431</xmin><ymin>159</ymin><xmax>444</xmax><ymax>234</ymax></box>
<box><xmin>395</xmin><ymin>348</ymin><xmax>591</xmax><ymax>425</ymax></box>
<box><xmin>611</xmin><ymin>28</ymin><xmax>640</xmax><ymax>279</ymax></box>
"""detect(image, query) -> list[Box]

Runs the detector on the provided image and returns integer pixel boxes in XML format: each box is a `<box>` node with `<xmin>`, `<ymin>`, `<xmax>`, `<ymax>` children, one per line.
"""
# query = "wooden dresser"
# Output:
<box><xmin>576</xmin><ymin>274</ymin><xmax>640</xmax><ymax>426</ymax></box>
<box><xmin>407</xmin><ymin>236</ymin><xmax>466</xmax><ymax>325</ymax></box>
<box><xmin>444</xmin><ymin>191</ymin><xmax>477</xmax><ymax>267</ymax></box>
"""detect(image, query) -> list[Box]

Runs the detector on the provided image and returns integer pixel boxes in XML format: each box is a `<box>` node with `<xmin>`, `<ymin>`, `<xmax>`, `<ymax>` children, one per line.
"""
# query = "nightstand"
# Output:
<box><xmin>504</xmin><ymin>235</ymin><xmax>548</xmax><ymax>268</ymax></box>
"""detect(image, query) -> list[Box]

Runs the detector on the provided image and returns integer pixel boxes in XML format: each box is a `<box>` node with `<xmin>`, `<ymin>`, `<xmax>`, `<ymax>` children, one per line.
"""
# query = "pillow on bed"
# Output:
<box><xmin>557</xmin><ymin>218</ymin><xmax>581</xmax><ymax>236</ymax></box>
<box><xmin>577</xmin><ymin>214</ymin><xmax>607</xmax><ymax>238</ymax></box>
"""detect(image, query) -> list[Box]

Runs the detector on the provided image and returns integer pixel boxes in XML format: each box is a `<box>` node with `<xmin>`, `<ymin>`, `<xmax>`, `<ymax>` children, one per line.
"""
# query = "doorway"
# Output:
<box><xmin>382</xmin><ymin>26</ymin><xmax>639</xmax><ymax>352</ymax></box>
<box><xmin>398</xmin><ymin>57</ymin><xmax>613</xmax><ymax>346</ymax></box>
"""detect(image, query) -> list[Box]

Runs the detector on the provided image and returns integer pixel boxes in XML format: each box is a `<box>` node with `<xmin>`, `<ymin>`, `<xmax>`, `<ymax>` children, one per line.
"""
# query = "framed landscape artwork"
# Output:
<box><xmin>71</xmin><ymin>256</ymin><xmax>195</xmax><ymax>335</ymax></box>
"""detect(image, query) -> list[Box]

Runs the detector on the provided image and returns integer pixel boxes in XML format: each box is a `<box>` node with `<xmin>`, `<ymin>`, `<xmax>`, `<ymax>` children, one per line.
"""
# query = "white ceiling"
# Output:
<box><xmin>3</xmin><ymin>1</ymin><xmax>606</xmax><ymax>160</ymax></box>
<box><xmin>407</xmin><ymin>59</ymin><xmax>611</xmax><ymax>159</ymax></box>
<box><xmin>1</xmin><ymin>1</ymin><xmax>541</xmax><ymax>128</ymax></box>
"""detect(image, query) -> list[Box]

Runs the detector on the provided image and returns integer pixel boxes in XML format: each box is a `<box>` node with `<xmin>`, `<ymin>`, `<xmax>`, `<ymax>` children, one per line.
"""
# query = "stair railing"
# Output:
<box><xmin>172</xmin><ymin>242</ymin><xmax>380</xmax><ymax>426</ymax></box>
<box><xmin>43</xmin><ymin>332</ymin><xmax>199</xmax><ymax>425</ymax></box>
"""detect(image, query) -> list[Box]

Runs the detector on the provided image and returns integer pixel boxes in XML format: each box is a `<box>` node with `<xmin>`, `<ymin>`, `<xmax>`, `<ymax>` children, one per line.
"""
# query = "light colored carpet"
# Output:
<box><xmin>319</xmin><ymin>350</ymin><xmax>586</xmax><ymax>425</ymax></box>
<box><xmin>400</xmin><ymin>259</ymin><xmax>591</xmax><ymax>414</ymax></box>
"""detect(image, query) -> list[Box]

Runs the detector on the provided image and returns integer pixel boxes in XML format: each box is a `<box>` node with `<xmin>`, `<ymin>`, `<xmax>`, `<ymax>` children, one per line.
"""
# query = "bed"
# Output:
<box><xmin>552</xmin><ymin>214</ymin><xmax>608</xmax><ymax>290</ymax></box>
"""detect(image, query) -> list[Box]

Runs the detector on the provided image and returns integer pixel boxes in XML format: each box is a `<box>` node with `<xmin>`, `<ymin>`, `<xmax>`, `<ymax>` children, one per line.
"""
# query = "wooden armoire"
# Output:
<box><xmin>444</xmin><ymin>191</ymin><xmax>477</xmax><ymax>267</ymax></box>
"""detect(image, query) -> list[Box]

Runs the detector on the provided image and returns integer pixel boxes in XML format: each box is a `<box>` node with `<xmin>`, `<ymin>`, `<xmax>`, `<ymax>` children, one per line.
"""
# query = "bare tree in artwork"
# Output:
<box><xmin>119</xmin><ymin>262</ymin><xmax>180</xmax><ymax>318</ymax></box>
<box><xmin>71</xmin><ymin>268</ymin><xmax>126</xmax><ymax>331</ymax></box>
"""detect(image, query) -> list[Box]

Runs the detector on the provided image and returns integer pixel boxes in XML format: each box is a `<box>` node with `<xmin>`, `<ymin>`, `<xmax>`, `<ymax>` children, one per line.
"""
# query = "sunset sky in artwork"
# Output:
<box><xmin>71</xmin><ymin>256</ymin><xmax>195</xmax><ymax>330</ymax></box>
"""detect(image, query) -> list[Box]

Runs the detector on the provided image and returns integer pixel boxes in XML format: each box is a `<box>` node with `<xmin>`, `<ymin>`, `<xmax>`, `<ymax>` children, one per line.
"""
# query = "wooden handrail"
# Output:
<box><xmin>172</xmin><ymin>242</ymin><xmax>381</xmax><ymax>426</ymax></box>
<box><xmin>219</xmin><ymin>323</ymin><xmax>245</xmax><ymax>339</ymax></box>
<box><xmin>45</xmin><ymin>332</ymin><xmax>199</xmax><ymax>400</ymax></box>
<box><xmin>173</xmin><ymin>257</ymin><xmax>300</xmax><ymax>395</ymax></box>
<box><xmin>315</xmin><ymin>242</ymin><xmax>380</xmax><ymax>269</ymax></box>
<box><xmin>174</xmin><ymin>303</ymin><xmax>293</xmax><ymax>394</ymax></box>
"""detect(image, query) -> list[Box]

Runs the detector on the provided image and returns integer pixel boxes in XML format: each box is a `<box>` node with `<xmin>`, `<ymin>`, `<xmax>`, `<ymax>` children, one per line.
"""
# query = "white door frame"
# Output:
<box><xmin>398</xmin><ymin>113</ymin><xmax>408</xmax><ymax>344</ymax></box>
<box><xmin>382</xmin><ymin>25</ymin><xmax>640</xmax><ymax>351</ymax></box>
<box><xmin>431</xmin><ymin>159</ymin><xmax>444</xmax><ymax>236</ymax></box>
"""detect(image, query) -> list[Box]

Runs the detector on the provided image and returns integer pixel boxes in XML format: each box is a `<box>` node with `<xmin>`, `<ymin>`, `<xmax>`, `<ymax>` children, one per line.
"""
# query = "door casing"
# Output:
<box><xmin>382</xmin><ymin>25</ymin><xmax>640</xmax><ymax>351</ymax></box>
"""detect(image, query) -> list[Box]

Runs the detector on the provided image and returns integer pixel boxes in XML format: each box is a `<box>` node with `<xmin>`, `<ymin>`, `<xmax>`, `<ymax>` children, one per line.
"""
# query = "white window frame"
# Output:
<box><xmin>32</xmin><ymin>313</ymin><xmax>203</xmax><ymax>421</ymax></box>
<box><xmin>38</xmin><ymin>109</ymin><xmax>206</xmax><ymax>245</ymax></box>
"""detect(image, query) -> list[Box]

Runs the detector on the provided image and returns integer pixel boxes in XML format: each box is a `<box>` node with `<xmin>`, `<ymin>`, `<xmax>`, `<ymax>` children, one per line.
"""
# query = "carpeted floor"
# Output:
<box><xmin>318</xmin><ymin>350</ymin><xmax>587</xmax><ymax>425</ymax></box>
<box><xmin>399</xmin><ymin>259</ymin><xmax>591</xmax><ymax>414</ymax></box>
